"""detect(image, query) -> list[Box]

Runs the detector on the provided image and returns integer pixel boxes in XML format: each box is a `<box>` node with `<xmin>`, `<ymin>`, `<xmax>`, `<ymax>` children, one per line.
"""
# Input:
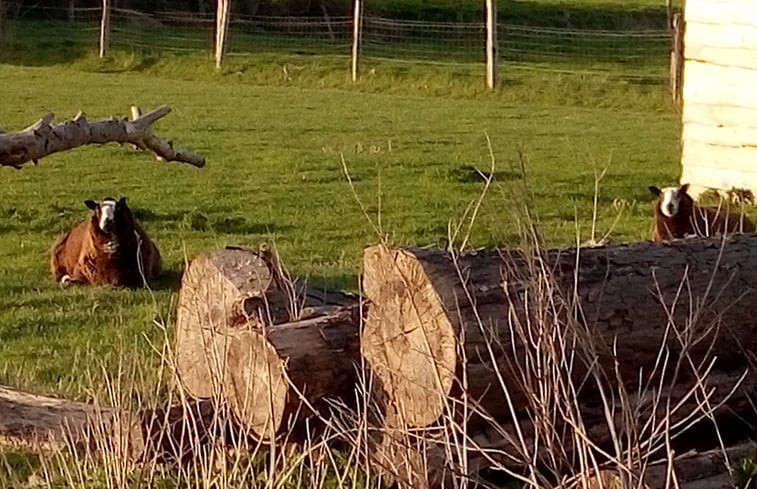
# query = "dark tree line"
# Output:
<box><xmin>3</xmin><ymin>0</ymin><xmax>355</xmax><ymax>17</ymax></box>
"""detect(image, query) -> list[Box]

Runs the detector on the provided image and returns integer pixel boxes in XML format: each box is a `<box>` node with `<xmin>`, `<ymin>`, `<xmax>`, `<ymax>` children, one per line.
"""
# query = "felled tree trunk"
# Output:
<box><xmin>109</xmin><ymin>399</ymin><xmax>230</xmax><ymax>464</ymax></box>
<box><xmin>174</xmin><ymin>246</ymin><xmax>362</xmax><ymax>440</ymax></box>
<box><xmin>0</xmin><ymin>385</ymin><xmax>224</xmax><ymax>465</ymax></box>
<box><xmin>371</xmin><ymin>403</ymin><xmax>757</xmax><ymax>489</ymax></box>
<box><xmin>361</xmin><ymin>238</ymin><xmax>757</xmax><ymax>432</ymax></box>
<box><xmin>0</xmin><ymin>384</ymin><xmax>103</xmax><ymax>447</ymax></box>
<box><xmin>0</xmin><ymin>106</ymin><xmax>205</xmax><ymax>169</ymax></box>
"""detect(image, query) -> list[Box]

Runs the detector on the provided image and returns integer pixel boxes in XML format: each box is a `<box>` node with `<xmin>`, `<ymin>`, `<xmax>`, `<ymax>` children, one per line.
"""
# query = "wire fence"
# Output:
<box><xmin>5</xmin><ymin>7</ymin><xmax>671</xmax><ymax>80</ymax></box>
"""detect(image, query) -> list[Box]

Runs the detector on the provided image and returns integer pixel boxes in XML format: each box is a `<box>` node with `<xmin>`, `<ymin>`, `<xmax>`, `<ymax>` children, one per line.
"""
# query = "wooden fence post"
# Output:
<box><xmin>351</xmin><ymin>0</ymin><xmax>362</xmax><ymax>82</ymax></box>
<box><xmin>215</xmin><ymin>0</ymin><xmax>231</xmax><ymax>69</ymax></box>
<box><xmin>670</xmin><ymin>13</ymin><xmax>684</xmax><ymax>105</ymax></box>
<box><xmin>99</xmin><ymin>0</ymin><xmax>110</xmax><ymax>58</ymax></box>
<box><xmin>0</xmin><ymin>0</ymin><xmax>6</xmax><ymax>46</ymax></box>
<box><xmin>485</xmin><ymin>0</ymin><xmax>498</xmax><ymax>90</ymax></box>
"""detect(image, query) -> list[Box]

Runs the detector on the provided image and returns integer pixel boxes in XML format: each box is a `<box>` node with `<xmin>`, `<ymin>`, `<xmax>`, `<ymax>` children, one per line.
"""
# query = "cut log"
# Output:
<box><xmin>174</xmin><ymin>245</ymin><xmax>358</xmax><ymax>399</ymax></box>
<box><xmin>0</xmin><ymin>105</ymin><xmax>205</xmax><ymax>169</ymax></box>
<box><xmin>108</xmin><ymin>399</ymin><xmax>229</xmax><ymax>465</ymax></box>
<box><xmin>0</xmin><ymin>384</ymin><xmax>106</xmax><ymax>448</ymax></box>
<box><xmin>222</xmin><ymin>305</ymin><xmax>362</xmax><ymax>440</ymax></box>
<box><xmin>175</xmin><ymin>246</ymin><xmax>281</xmax><ymax>399</ymax></box>
<box><xmin>0</xmin><ymin>385</ymin><xmax>223</xmax><ymax>465</ymax></box>
<box><xmin>174</xmin><ymin>245</ymin><xmax>363</xmax><ymax>440</ymax></box>
<box><xmin>371</xmin><ymin>416</ymin><xmax>756</xmax><ymax>489</ymax></box>
<box><xmin>643</xmin><ymin>441</ymin><xmax>756</xmax><ymax>489</ymax></box>
<box><xmin>361</xmin><ymin>238</ymin><xmax>757</xmax><ymax>430</ymax></box>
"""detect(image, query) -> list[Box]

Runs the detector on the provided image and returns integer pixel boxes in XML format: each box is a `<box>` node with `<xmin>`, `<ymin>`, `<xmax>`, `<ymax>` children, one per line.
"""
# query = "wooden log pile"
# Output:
<box><xmin>360</xmin><ymin>237</ymin><xmax>757</xmax><ymax>486</ymax></box>
<box><xmin>5</xmin><ymin>235</ymin><xmax>757</xmax><ymax>489</ymax></box>
<box><xmin>174</xmin><ymin>245</ymin><xmax>362</xmax><ymax>441</ymax></box>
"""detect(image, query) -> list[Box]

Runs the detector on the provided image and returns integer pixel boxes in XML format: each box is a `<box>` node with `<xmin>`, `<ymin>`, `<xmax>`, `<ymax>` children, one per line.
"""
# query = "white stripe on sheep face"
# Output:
<box><xmin>659</xmin><ymin>187</ymin><xmax>682</xmax><ymax>218</ymax></box>
<box><xmin>98</xmin><ymin>198</ymin><xmax>117</xmax><ymax>232</ymax></box>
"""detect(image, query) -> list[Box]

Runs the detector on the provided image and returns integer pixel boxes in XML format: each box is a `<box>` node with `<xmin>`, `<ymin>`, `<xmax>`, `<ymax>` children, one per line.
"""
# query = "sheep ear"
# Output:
<box><xmin>84</xmin><ymin>200</ymin><xmax>98</xmax><ymax>210</ymax></box>
<box><xmin>648</xmin><ymin>186</ymin><xmax>661</xmax><ymax>197</ymax></box>
<box><xmin>680</xmin><ymin>183</ymin><xmax>690</xmax><ymax>194</ymax></box>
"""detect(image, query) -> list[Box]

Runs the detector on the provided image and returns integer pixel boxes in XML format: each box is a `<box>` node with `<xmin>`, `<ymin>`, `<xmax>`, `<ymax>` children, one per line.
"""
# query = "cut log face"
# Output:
<box><xmin>361</xmin><ymin>237</ymin><xmax>757</xmax><ymax>431</ymax></box>
<box><xmin>362</xmin><ymin>246</ymin><xmax>456</xmax><ymax>428</ymax></box>
<box><xmin>223</xmin><ymin>330</ymin><xmax>289</xmax><ymax>439</ymax></box>
<box><xmin>174</xmin><ymin>246</ymin><xmax>362</xmax><ymax>440</ymax></box>
<box><xmin>175</xmin><ymin>246</ymin><xmax>285</xmax><ymax>399</ymax></box>
<box><xmin>222</xmin><ymin>307</ymin><xmax>362</xmax><ymax>440</ymax></box>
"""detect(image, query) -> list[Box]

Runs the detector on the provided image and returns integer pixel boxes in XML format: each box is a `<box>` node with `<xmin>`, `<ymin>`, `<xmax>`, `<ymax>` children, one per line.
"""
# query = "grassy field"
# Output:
<box><xmin>0</xmin><ymin>3</ymin><xmax>690</xmax><ymax>486</ymax></box>
<box><xmin>0</xmin><ymin>50</ymin><xmax>682</xmax><ymax>401</ymax></box>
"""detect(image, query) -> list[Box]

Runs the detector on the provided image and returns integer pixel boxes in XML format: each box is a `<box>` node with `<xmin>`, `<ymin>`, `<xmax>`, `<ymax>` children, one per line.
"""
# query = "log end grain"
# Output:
<box><xmin>361</xmin><ymin>245</ymin><xmax>457</xmax><ymax>428</ymax></box>
<box><xmin>222</xmin><ymin>330</ymin><xmax>289</xmax><ymax>440</ymax></box>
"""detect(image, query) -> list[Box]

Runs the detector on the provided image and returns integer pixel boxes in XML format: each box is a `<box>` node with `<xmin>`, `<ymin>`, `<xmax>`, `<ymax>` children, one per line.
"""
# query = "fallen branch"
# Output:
<box><xmin>0</xmin><ymin>105</ymin><xmax>206</xmax><ymax>169</ymax></box>
<box><xmin>0</xmin><ymin>384</ymin><xmax>102</xmax><ymax>448</ymax></box>
<box><xmin>0</xmin><ymin>384</ymin><xmax>226</xmax><ymax>464</ymax></box>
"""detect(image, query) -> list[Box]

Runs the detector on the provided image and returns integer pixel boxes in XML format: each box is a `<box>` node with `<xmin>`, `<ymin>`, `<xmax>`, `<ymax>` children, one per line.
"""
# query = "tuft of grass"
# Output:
<box><xmin>734</xmin><ymin>457</ymin><xmax>757</xmax><ymax>489</ymax></box>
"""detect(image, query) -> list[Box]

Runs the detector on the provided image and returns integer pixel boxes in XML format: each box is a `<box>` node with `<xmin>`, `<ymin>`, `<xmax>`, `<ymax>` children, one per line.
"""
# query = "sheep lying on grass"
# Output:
<box><xmin>650</xmin><ymin>183</ymin><xmax>755</xmax><ymax>242</ymax></box>
<box><xmin>50</xmin><ymin>197</ymin><xmax>162</xmax><ymax>287</ymax></box>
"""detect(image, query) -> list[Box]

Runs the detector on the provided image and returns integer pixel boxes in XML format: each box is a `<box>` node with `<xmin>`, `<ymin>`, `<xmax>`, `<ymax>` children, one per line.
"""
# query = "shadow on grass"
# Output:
<box><xmin>305</xmin><ymin>273</ymin><xmax>360</xmax><ymax>294</ymax></box>
<box><xmin>133</xmin><ymin>208</ymin><xmax>288</xmax><ymax>235</ymax></box>
<box><xmin>0</xmin><ymin>42</ymin><xmax>87</xmax><ymax>67</ymax></box>
<box><xmin>149</xmin><ymin>268</ymin><xmax>183</xmax><ymax>292</ymax></box>
<box><xmin>449</xmin><ymin>164</ymin><xmax>523</xmax><ymax>184</ymax></box>
<box><xmin>373</xmin><ymin>1</ymin><xmax>672</xmax><ymax>30</ymax></box>
<box><xmin>86</xmin><ymin>54</ymin><xmax>161</xmax><ymax>73</ymax></box>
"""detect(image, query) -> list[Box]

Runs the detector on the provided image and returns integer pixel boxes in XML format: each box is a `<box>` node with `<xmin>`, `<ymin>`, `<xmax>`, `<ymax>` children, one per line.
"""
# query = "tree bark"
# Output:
<box><xmin>361</xmin><ymin>237</ymin><xmax>757</xmax><ymax>430</ymax></box>
<box><xmin>0</xmin><ymin>106</ymin><xmax>205</xmax><ymax>169</ymax></box>
<box><xmin>370</xmin><ymin>398</ymin><xmax>757</xmax><ymax>489</ymax></box>
<box><xmin>0</xmin><ymin>385</ymin><xmax>225</xmax><ymax>465</ymax></box>
<box><xmin>109</xmin><ymin>399</ymin><xmax>230</xmax><ymax>465</ymax></box>
<box><xmin>0</xmin><ymin>384</ymin><xmax>104</xmax><ymax>447</ymax></box>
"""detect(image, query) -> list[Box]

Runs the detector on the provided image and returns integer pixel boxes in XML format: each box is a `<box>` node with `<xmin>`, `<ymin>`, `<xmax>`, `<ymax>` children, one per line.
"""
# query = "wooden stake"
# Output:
<box><xmin>0</xmin><ymin>0</ymin><xmax>6</xmax><ymax>46</ymax></box>
<box><xmin>670</xmin><ymin>13</ymin><xmax>684</xmax><ymax>105</ymax></box>
<box><xmin>351</xmin><ymin>0</ymin><xmax>362</xmax><ymax>82</ymax></box>
<box><xmin>215</xmin><ymin>0</ymin><xmax>230</xmax><ymax>69</ymax></box>
<box><xmin>99</xmin><ymin>0</ymin><xmax>110</xmax><ymax>58</ymax></box>
<box><xmin>485</xmin><ymin>0</ymin><xmax>498</xmax><ymax>90</ymax></box>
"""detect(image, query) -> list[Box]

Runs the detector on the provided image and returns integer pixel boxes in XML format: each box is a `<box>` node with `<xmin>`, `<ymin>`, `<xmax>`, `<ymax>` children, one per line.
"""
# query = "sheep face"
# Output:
<box><xmin>84</xmin><ymin>197</ymin><xmax>129</xmax><ymax>235</ymax></box>
<box><xmin>649</xmin><ymin>184</ymin><xmax>692</xmax><ymax>218</ymax></box>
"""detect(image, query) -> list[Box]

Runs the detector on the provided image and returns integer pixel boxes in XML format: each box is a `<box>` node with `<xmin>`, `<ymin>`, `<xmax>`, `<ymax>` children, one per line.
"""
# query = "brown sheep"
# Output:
<box><xmin>50</xmin><ymin>197</ymin><xmax>162</xmax><ymax>287</ymax></box>
<box><xmin>649</xmin><ymin>183</ymin><xmax>755</xmax><ymax>242</ymax></box>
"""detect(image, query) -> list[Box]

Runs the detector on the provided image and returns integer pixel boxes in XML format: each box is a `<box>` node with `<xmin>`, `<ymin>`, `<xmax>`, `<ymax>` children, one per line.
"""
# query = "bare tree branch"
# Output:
<box><xmin>0</xmin><ymin>105</ymin><xmax>206</xmax><ymax>169</ymax></box>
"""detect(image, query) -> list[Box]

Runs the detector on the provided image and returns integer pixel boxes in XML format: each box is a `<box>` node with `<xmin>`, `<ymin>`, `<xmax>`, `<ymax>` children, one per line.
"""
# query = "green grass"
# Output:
<box><xmin>0</xmin><ymin>49</ymin><xmax>683</xmax><ymax>402</ymax></box>
<box><xmin>0</xmin><ymin>2</ymin><xmax>693</xmax><ymax>486</ymax></box>
<box><xmin>0</xmin><ymin>0</ymin><xmax>682</xmax><ymax>404</ymax></box>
